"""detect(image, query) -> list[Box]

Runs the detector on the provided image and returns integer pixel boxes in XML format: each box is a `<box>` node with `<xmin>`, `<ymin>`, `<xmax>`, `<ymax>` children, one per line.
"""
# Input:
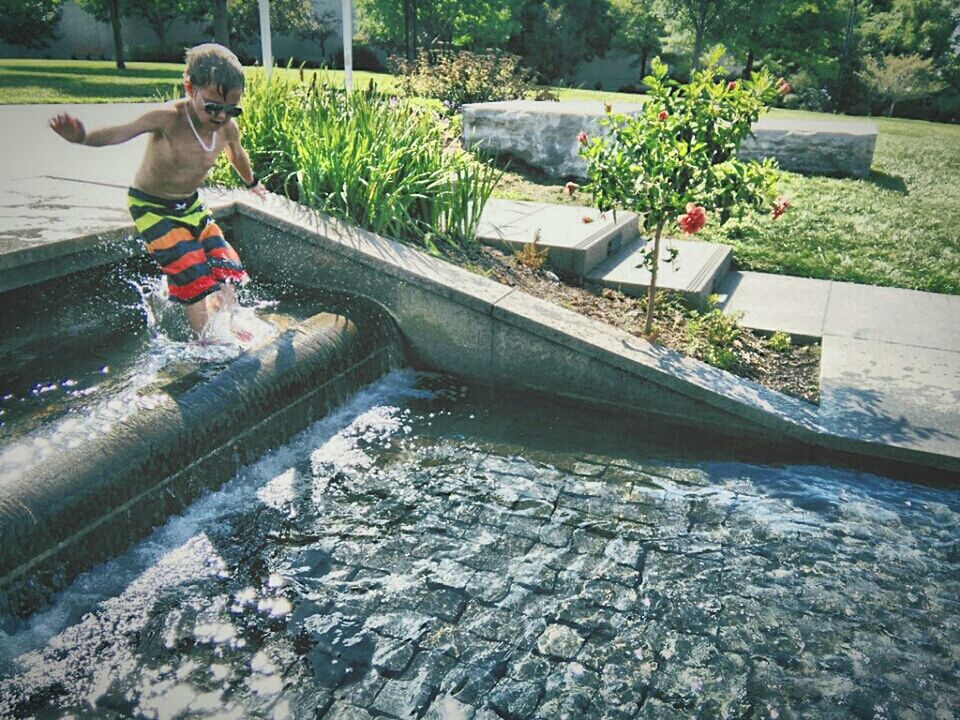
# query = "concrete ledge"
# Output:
<box><xmin>741</xmin><ymin>118</ymin><xmax>877</xmax><ymax>178</ymax></box>
<box><xmin>462</xmin><ymin>101</ymin><xmax>877</xmax><ymax>179</ymax></box>
<box><xmin>0</xmin><ymin>306</ymin><xmax>400</xmax><ymax>617</ymax></box>
<box><xmin>0</xmin><ymin>180</ymin><xmax>237</xmax><ymax>294</ymax></box>
<box><xmin>228</xmin><ymin>194</ymin><xmax>958</xmax><ymax>483</ymax></box>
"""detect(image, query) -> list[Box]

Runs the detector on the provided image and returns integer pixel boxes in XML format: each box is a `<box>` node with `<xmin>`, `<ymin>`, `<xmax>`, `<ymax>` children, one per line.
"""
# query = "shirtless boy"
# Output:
<box><xmin>50</xmin><ymin>43</ymin><xmax>267</xmax><ymax>338</ymax></box>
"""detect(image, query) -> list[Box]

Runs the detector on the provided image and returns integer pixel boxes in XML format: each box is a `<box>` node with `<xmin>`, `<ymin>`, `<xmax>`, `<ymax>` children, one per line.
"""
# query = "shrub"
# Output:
<box><xmin>391</xmin><ymin>45</ymin><xmax>534</xmax><ymax>111</ymax></box>
<box><xmin>331</xmin><ymin>44</ymin><xmax>385</xmax><ymax>72</ymax></box>
<box><xmin>210</xmin><ymin>71</ymin><xmax>499</xmax><ymax>254</ymax></box>
<box><xmin>859</xmin><ymin>54</ymin><xmax>947</xmax><ymax>117</ymax></box>
<box><xmin>768</xmin><ymin>331</ymin><xmax>792</xmax><ymax>353</ymax></box>
<box><xmin>580</xmin><ymin>46</ymin><xmax>786</xmax><ymax>336</ymax></box>
<box><xmin>684</xmin><ymin>307</ymin><xmax>743</xmax><ymax>370</ymax></box>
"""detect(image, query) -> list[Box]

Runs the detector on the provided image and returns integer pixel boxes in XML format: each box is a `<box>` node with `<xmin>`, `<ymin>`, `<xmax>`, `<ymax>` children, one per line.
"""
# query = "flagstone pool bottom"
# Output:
<box><xmin>1</xmin><ymin>372</ymin><xmax>957</xmax><ymax>719</ymax></box>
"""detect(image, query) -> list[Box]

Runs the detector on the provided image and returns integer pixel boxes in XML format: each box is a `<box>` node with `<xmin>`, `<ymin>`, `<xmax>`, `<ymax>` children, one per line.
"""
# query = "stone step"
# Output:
<box><xmin>476</xmin><ymin>198</ymin><xmax>639</xmax><ymax>277</ymax></box>
<box><xmin>585</xmin><ymin>236</ymin><xmax>733</xmax><ymax>301</ymax></box>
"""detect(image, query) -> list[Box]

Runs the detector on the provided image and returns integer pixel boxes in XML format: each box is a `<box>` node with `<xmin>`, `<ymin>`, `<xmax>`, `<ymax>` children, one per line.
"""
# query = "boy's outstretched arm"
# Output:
<box><xmin>49</xmin><ymin>109</ymin><xmax>166</xmax><ymax>147</ymax></box>
<box><xmin>223</xmin><ymin>121</ymin><xmax>267</xmax><ymax>199</ymax></box>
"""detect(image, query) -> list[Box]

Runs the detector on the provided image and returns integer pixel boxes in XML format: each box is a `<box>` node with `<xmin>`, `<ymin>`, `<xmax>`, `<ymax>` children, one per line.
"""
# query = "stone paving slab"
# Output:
<box><xmin>586</xmin><ymin>236</ymin><xmax>732</xmax><ymax>301</ymax></box>
<box><xmin>819</xmin><ymin>335</ymin><xmax>960</xmax><ymax>460</ymax></box>
<box><xmin>717</xmin><ymin>271</ymin><xmax>831</xmax><ymax>339</ymax></box>
<box><xmin>823</xmin><ymin>281</ymin><xmax>960</xmax><ymax>352</ymax></box>
<box><xmin>476</xmin><ymin>199</ymin><xmax>638</xmax><ymax>276</ymax></box>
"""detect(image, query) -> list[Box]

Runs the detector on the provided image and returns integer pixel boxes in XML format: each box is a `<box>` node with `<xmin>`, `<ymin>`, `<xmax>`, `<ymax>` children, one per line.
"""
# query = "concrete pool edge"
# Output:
<box><xmin>224</xmin><ymin>194</ymin><xmax>957</xmax><ymax>482</ymax></box>
<box><xmin>2</xmin><ymin>188</ymin><xmax>957</xmax><ymax>484</ymax></box>
<box><xmin>0</xmin><ymin>307</ymin><xmax>401</xmax><ymax>616</ymax></box>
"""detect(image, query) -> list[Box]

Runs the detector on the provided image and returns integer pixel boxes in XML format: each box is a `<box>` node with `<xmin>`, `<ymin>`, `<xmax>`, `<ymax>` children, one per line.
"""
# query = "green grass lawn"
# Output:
<box><xmin>2</xmin><ymin>59</ymin><xmax>957</xmax><ymax>294</ymax></box>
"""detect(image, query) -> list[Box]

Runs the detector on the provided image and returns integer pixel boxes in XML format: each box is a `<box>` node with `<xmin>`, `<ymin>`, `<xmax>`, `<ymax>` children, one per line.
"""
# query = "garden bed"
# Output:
<box><xmin>456</xmin><ymin>243</ymin><xmax>821</xmax><ymax>405</ymax></box>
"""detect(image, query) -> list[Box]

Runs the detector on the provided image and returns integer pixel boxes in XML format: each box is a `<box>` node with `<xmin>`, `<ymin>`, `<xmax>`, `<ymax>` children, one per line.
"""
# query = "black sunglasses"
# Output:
<box><xmin>199</xmin><ymin>94</ymin><xmax>242</xmax><ymax>118</ymax></box>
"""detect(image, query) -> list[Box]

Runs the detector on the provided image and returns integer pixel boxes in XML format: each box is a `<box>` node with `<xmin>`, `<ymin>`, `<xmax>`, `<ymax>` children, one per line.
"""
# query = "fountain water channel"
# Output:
<box><xmin>1</xmin><ymin>363</ymin><xmax>958</xmax><ymax>718</ymax></box>
<box><xmin>0</xmin><ymin>181</ymin><xmax>957</xmax><ymax>717</ymax></box>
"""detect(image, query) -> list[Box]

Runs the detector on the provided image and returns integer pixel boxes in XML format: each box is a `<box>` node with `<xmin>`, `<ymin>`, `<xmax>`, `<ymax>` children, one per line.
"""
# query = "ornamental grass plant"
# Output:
<box><xmin>210</xmin><ymin>71</ymin><xmax>499</xmax><ymax>255</ymax></box>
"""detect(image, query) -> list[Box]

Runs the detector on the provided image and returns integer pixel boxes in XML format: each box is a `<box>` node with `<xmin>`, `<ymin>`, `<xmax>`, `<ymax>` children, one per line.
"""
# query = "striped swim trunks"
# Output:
<box><xmin>127</xmin><ymin>187</ymin><xmax>248</xmax><ymax>304</ymax></box>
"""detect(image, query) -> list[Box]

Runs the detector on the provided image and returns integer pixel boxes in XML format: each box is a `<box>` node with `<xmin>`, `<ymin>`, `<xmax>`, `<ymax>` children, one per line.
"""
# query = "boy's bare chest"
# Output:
<box><xmin>143</xmin><ymin>118</ymin><xmax>224</xmax><ymax>182</ymax></box>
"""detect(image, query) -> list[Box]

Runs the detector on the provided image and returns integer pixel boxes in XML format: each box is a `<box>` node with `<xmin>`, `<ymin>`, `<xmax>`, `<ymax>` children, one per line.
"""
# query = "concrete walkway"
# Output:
<box><xmin>1</xmin><ymin>103</ymin><xmax>958</xmax><ymax>476</ymax></box>
<box><xmin>718</xmin><ymin>272</ymin><xmax>960</xmax><ymax>466</ymax></box>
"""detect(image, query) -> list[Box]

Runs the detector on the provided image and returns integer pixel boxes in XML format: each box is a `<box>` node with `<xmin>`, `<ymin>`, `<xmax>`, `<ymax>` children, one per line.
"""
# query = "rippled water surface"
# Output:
<box><xmin>1</xmin><ymin>371</ymin><xmax>958</xmax><ymax>719</ymax></box>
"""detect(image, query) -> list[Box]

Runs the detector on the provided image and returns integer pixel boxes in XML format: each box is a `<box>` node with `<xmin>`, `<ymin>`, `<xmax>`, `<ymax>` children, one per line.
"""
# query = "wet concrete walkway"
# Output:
<box><xmin>0</xmin><ymin>102</ymin><xmax>958</xmax><ymax>476</ymax></box>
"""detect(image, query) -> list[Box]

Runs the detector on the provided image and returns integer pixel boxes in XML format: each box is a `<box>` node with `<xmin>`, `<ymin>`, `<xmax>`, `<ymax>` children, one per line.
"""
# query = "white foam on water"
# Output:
<box><xmin>0</xmin><ymin>369</ymin><xmax>433</xmax><ymax>713</ymax></box>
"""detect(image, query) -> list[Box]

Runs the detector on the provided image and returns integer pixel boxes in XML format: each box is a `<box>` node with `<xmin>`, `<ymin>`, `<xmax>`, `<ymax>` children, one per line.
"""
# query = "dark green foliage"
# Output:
<box><xmin>0</xmin><ymin>0</ymin><xmax>62</xmax><ymax>48</ymax></box>
<box><xmin>508</xmin><ymin>0</ymin><xmax>616</xmax><ymax>82</ymax></box>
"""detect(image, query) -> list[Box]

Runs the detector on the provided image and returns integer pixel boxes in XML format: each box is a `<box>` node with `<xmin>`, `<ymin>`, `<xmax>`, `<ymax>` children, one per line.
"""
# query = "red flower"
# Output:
<box><xmin>677</xmin><ymin>203</ymin><xmax>707</xmax><ymax>234</ymax></box>
<box><xmin>577</xmin><ymin>131</ymin><xmax>588</xmax><ymax>145</ymax></box>
<box><xmin>776</xmin><ymin>77</ymin><xmax>792</xmax><ymax>96</ymax></box>
<box><xmin>564</xmin><ymin>181</ymin><xmax>578</xmax><ymax>196</ymax></box>
<box><xmin>771</xmin><ymin>196</ymin><xmax>790</xmax><ymax>219</ymax></box>
<box><xmin>727</xmin><ymin>81</ymin><xmax>737</xmax><ymax>91</ymax></box>
<box><xmin>658</xmin><ymin>110</ymin><xmax>669</xmax><ymax>121</ymax></box>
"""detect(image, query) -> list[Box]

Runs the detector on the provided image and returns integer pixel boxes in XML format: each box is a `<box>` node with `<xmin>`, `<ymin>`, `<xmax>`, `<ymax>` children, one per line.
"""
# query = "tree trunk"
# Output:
<box><xmin>744</xmin><ymin>48</ymin><xmax>754</xmax><ymax>79</ymax></box>
<box><xmin>403</xmin><ymin>0</ymin><xmax>418</xmax><ymax>61</ymax></box>
<box><xmin>643</xmin><ymin>221</ymin><xmax>667</xmax><ymax>336</ymax></box>
<box><xmin>212</xmin><ymin>0</ymin><xmax>229</xmax><ymax>47</ymax></box>
<box><xmin>109</xmin><ymin>0</ymin><xmax>125</xmax><ymax>69</ymax></box>
<box><xmin>639</xmin><ymin>48</ymin><xmax>649</xmax><ymax>80</ymax></box>
<box><xmin>692</xmin><ymin>28</ymin><xmax>704</xmax><ymax>71</ymax></box>
<box><xmin>888</xmin><ymin>99</ymin><xmax>896</xmax><ymax>117</ymax></box>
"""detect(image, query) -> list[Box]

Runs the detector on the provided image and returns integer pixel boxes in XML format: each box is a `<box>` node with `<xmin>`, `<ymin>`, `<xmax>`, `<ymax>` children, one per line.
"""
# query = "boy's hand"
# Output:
<box><xmin>49</xmin><ymin>113</ymin><xmax>87</xmax><ymax>144</ymax></box>
<box><xmin>248</xmin><ymin>182</ymin><xmax>268</xmax><ymax>200</ymax></box>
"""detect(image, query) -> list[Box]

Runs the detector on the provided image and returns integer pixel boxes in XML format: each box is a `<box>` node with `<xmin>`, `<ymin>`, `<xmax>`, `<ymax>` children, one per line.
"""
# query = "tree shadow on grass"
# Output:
<box><xmin>0</xmin><ymin>75</ymin><xmax>176</xmax><ymax>101</ymax></box>
<box><xmin>865</xmin><ymin>169</ymin><xmax>908</xmax><ymax>195</ymax></box>
<box><xmin>1</xmin><ymin>64</ymin><xmax>183</xmax><ymax>81</ymax></box>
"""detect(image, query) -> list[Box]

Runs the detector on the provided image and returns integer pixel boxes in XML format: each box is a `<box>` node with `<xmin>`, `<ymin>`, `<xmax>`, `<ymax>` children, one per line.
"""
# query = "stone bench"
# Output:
<box><xmin>462</xmin><ymin>100</ymin><xmax>877</xmax><ymax>179</ymax></box>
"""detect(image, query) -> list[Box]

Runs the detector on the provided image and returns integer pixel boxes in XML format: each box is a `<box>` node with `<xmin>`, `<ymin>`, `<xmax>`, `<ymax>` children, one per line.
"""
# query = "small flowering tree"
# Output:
<box><xmin>580</xmin><ymin>46</ymin><xmax>790</xmax><ymax>336</ymax></box>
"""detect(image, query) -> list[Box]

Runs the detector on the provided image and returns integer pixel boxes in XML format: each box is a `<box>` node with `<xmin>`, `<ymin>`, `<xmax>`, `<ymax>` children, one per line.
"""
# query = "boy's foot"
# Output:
<box><xmin>232</xmin><ymin>327</ymin><xmax>254</xmax><ymax>343</ymax></box>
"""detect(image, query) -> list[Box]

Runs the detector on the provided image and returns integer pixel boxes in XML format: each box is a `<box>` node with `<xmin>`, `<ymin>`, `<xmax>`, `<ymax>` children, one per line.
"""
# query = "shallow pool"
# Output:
<box><xmin>1</xmin><ymin>370</ymin><xmax>957</xmax><ymax>719</ymax></box>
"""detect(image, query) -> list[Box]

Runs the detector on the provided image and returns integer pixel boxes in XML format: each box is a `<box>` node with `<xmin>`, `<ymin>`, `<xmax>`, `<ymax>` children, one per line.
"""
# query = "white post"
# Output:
<box><xmin>341</xmin><ymin>0</ymin><xmax>353</xmax><ymax>92</ymax></box>
<box><xmin>258</xmin><ymin>0</ymin><xmax>273</xmax><ymax>79</ymax></box>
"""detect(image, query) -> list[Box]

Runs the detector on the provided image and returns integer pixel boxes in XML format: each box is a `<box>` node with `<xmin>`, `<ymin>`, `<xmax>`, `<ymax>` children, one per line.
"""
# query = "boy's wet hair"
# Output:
<box><xmin>184</xmin><ymin>43</ymin><xmax>245</xmax><ymax>97</ymax></box>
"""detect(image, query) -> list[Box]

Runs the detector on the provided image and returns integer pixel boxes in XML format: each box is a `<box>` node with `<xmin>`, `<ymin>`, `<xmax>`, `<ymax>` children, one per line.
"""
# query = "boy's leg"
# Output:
<box><xmin>129</xmin><ymin>190</ymin><xmax>222</xmax><ymax>338</ymax></box>
<box><xmin>183</xmin><ymin>297</ymin><xmax>213</xmax><ymax>336</ymax></box>
<box><xmin>199</xmin><ymin>218</ymin><xmax>252</xmax><ymax>340</ymax></box>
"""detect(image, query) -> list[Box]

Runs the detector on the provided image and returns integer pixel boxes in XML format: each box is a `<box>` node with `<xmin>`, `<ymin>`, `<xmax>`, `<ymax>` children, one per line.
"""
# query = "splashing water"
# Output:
<box><xmin>0</xmin><ymin>269</ymin><xmax>286</xmax><ymax>481</ymax></box>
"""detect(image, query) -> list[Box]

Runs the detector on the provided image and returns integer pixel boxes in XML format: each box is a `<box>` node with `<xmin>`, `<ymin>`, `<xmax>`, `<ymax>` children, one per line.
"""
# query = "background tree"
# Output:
<box><xmin>212</xmin><ymin>0</ymin><xmax>229</xmax><ymax>46</ymax></box>
<box><xmin>356</xmin><ymin>0</ymin><xmax>520</xmax><ymax>58</ymax></box>
<box><xmin>229</xmin><ymin>0</ymin><xmax>329</xmax><ymax>49</ymax></box>
<box><xmin>658</xmin><ymin>0</ymin><xmax>727</xmax><ymax>71</ymax></box>
<box><xmin>509</xmin><ymin>0</ymin><xmax>615</xmax><ymax>82</ymax></box>
<box><xmin>608</xmin><ymin>0</ymin><xmax>664</xmax><ymax>81</ymax></box>
<box><xmin>78</xmin><ymin>0</ymin><xmax>126</xmax><ymax>69</ymax></box>
<box><xmin>125</xmin><ymin>0</ymin><xmax>206</xmax><ymax>55</ymax></box>
<box><xmin>859</xmin><ymin>52</ymin><xmax>946</xmax><ymax>114</ymax></box>
<box><xmin>0</xmin><ymin>0</ymin><xmax>62</xmax><ymax>48</ymax></box>
<box><xmin>296</xmin><ymin>8</ymin><xmax>337</xmax><ymax>60</ymax></box>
